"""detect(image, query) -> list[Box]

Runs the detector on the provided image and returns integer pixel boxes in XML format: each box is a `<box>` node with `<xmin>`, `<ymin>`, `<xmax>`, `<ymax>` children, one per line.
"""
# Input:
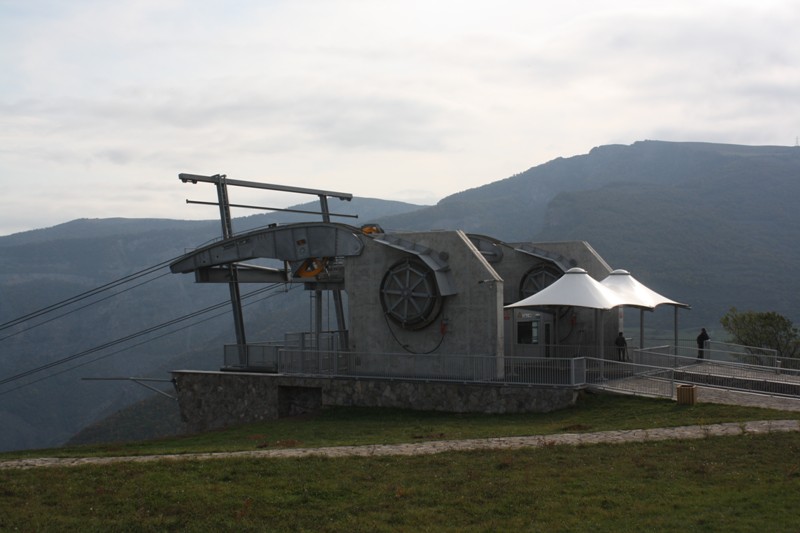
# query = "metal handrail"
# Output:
<box><xmin>220</xmin><ymin>343</ymin><xmax>800</xmax><ymax>400</ymax></box>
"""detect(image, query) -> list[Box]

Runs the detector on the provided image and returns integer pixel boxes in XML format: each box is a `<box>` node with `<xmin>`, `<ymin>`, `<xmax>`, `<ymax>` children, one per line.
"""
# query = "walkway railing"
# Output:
<box><xmin>638</xmin><ymin>339</ymin><xmax>780</xmax><ymax>367</ymax></box>
<box><xmin>706</xmin><ymin>340</ymin><xmax>780</xmax><ymax>367</ymax></box>
<box><xmin>224</xmin><ymin>341</ymin><xmax>630</xmax><ymax>370</ymax></box>
<box><xmin>581</xmin><ymin>358</ymin><xmax>674</xmax><ymax>398</ymax></box>
<box><xmin>224</xmin><ymin>347</ymin><xmax>585</xmax><ymax>386</ymax></box>
<box><xmin>222</xmin><ymin>343</ymin><xmax>800</xmax><ymax>400</ymax></box>
<box><xmin>629</xmin><ymin>347</ymin><xmax>800</xmax><ymax>396</ymax></box>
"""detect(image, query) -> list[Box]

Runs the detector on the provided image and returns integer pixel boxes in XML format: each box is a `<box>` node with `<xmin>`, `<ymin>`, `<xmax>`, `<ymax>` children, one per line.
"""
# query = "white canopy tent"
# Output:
<box><xmin>599</xmin><ymin>269</ymin><xmax>685</xmax><ymax>308</ymax></box>
<box><xmin>505</xmin><ymin>267</ymin><xmax>691</xmax><ymax>358</ymax></box>
<box><xmin>506</xmin><ymin>267</ymin><xmax>628</xmax><ymax>310</ymax></box>
<box><xmin>506</xmin><ymin>267</ymin><xmax>629</xmax><ymax>359</ymax></box>
<box><xmin>600</xmin><ymin>269</ymin><xmax>689</xmax><ymax>349</ymax></box>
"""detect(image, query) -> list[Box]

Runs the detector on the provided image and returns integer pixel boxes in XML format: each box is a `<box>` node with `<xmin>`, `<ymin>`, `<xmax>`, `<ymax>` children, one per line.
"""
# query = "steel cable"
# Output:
<box><xmin>0</xmin><ymin>283</ymin><xmax>294</xmax><ymax>388</ymax></box>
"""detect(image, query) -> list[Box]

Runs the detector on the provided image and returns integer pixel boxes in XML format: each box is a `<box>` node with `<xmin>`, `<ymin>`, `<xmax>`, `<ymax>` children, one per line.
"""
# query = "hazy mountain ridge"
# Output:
<box><xmin>2</xmin><ymin>141</ymin><xmax>799</xmax><ymax>451</ymax></box>
<box><xmin>382</xmin><ymin>140</ymin><xmax>799</xmax><ymax>241</ymax></box>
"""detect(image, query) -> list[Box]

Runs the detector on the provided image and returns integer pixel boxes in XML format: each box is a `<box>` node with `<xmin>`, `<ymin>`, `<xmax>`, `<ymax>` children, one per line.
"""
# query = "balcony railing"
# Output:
<box><xmin>221</xmin><ymin>341</ymin><xmax>800</xmax><ymax>401</ymax></box>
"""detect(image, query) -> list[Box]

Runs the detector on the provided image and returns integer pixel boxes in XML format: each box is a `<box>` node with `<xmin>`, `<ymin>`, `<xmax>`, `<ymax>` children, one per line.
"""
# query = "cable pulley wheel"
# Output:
<box><xmin>519</xmin><ymin>265</ymin><xmax>563</xmax><ymax>299</ymax></box>
<box><xmin>520</xmin><ymin>264</ymin><xmax>572</xmax><ymax>320</ymax></box>
<box><xmin>380</xmin><ymin>258</ymin><xmax>443</xmax><ymax>330</ymax></box>
<box><xmin>295</xmin><ymin>257</ymin><xmax>327</xmax><ymax>278</ymax></box>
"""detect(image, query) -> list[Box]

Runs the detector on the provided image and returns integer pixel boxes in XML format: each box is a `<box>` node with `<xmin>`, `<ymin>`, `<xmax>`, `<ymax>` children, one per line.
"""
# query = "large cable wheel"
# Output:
<box><xmin>519</xmin><ymin>264</ymin><xmax>572</xmax><ymax>332</ymax></box>
<box><xmin>519</xmin><ymin>264</ymin><xmax>563</xmax><ymax>300</ymax></box>
<box><xmin>380</xmin><ymin>258</ymin><xmax>443</xmax><ymax>330</ymax></box>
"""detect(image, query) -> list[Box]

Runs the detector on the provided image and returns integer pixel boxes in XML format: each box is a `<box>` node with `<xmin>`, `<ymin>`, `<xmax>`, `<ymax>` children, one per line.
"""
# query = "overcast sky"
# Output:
<box><xmin>1</xmin><ymin>0</ymin><xmax>798</xmax><ymax>236</ymax></box>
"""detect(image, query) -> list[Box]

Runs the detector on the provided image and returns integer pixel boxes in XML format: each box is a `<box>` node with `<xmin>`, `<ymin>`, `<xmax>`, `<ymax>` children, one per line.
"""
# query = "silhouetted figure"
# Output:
<box><xmin>615</xmin><ymin>332</ymin><xmax>628</xmax><ymax>361</ymax></box>
<box><xmin>696</xmin><ymin>328</ymin><xmax>710</xmax><ymax>360</ymax></box>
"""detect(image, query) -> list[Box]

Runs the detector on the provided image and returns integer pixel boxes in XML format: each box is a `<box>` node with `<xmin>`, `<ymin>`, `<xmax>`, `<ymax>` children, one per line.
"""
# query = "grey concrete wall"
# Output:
<box><xmin>344</xmin><ymin>230</ymin><xmax>503</xmax><ymax>358</ymax></box>
<box><xmin>340</xmin><ymin>234</ymin><xmax>618</xmax><ymax>361</ymax></box>
<box><xmin>489</xmin><ymin>242</ymin><xmax>558</xmax><ymax>306</ymax></box>
<box><xmin>531</xmin><ymin>241</ymin><xmax>613</xmax><ymax>281</ymax></box>
<box><xmin>172</xmin><ymin>370</ymin><xmax>580</xmax><ymax>434</ymax></box>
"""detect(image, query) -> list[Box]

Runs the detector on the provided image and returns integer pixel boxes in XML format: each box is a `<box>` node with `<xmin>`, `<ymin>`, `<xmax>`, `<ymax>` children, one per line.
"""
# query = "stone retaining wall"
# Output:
<box><xmin>172</xmin><ymin>370</ymin><xmax>580</xmax><ymax>433</ymax></box>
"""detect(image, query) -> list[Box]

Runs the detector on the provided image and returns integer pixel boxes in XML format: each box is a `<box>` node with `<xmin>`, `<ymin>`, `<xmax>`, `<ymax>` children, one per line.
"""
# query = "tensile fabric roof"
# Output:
<box><xmin>600</xmin><ymin>269</ymin><xmax>688</xmax><ymax>309</ymax></box>
<box><xmin>505</xmin><ymin>267</ymin><xmax>628</xmax><ymax>310</ymax></box>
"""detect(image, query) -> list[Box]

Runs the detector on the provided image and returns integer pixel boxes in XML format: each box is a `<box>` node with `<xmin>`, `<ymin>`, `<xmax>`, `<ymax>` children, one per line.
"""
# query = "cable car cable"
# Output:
<box><xmin>0</xmin><ymin>272</ymin><xmax>171</xmax><ymax>343</ymax></box>
<box><xmin>0</xmin><ymin>283</ymin><xmax>284</xmax><ymax>387</ymax></box>
<box><xmin>0</xmin><ymin>285</ymin><xmax>299</xmax><ymax>397</ymax></box>
<box><xmin>0</xmin><ymin>258</ymin><xmax>176</xmax><ymax>332</ymax></box>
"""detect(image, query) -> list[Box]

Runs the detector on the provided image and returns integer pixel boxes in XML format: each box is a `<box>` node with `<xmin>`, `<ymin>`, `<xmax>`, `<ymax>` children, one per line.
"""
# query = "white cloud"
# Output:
<box><xmin>1</xmin><ymin>0</ymin><xmax>799</xmax><ymax>235</ymax></box>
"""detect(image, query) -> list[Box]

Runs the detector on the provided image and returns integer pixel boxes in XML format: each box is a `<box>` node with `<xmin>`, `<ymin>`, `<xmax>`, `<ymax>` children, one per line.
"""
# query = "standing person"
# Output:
<box><xmin>696</xmin><ymin>328</ymin><xmax>710</xmax><ymax>360</ymax></box>
<box><xmin>615</xmin><ymin>332</ymin><xmax>628</xmax><ymax>361</ymax></box>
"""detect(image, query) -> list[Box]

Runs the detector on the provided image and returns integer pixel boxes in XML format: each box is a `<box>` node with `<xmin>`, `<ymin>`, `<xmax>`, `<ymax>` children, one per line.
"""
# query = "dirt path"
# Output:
<box><xmin>2</xmin><ymin>419</ymin><xmax>798</xmax><ymax>471</ymax></box>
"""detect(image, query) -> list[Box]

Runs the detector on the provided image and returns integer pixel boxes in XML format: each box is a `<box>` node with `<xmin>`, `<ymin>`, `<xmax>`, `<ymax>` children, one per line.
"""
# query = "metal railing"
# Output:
<box><xmin>221</xmin><ymin>342</ymin><xmax>800</xmax><ymax>400</ymax></box>
<box><xmin>224</xmin><ymin>342</ymin><xmax>282</xmax><ymax>369</ymax></box>
<box><xmin>629</xmin><ymin>347</ymin><xmax>800</xmax><ymax>397</ymax></box>
<box><xmin>224</xmin><ymin>331</ymin><xmax>346</xmax><ymax>369</ymax></box>
<box><xmin>505</xmin><ymin>344</ymin><xmax>594</xmax><ymax>359</ymax></box>
<box><xmin>224</xmin><ymin>348</ymin><xmax>584</xmax><ymax>386</ymax></box>
<box><xmin>631</xmin><ymin>347</ymin><xmax>790</xmax><ymax>373</ymax></box>
<box><xmin>283</xmin><ymin>330</ymin><xmax>344</xmax><ymax>351</ymax></box>
<box><xmin>285</xmin><ymin>351</ymin><xmax>583</xmax><ymax>386</ymax></box>
<box><xmin>706</xmin><ymin>340</ymin><xmax>779</xmax><ymax>367</ymax></box>
<box><xmin>223</xmin><ymin>349</ymin><xmax>675</xmax><ymax>398</ymax></box>
<box><xmin>632</xmin><ymin>338</ymin><xmax>781</xmax><ymax>367</ymax></box>
<box><xmin>584</xmin><ymin>358</ymin><xmax>675</xmax><ymax>398</ymax></box>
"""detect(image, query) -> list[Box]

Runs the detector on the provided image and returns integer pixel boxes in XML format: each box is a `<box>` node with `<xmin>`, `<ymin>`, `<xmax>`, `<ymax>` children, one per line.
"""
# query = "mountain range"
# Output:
<box><xmin>2</xmin><ymin>140</ymin><xmax>798</xmax><ymax>452</ymax></box>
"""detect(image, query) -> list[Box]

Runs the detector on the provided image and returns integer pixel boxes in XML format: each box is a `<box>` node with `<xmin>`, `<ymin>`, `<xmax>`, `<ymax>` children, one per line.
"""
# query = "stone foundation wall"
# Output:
<box><xmin>172</xmin><ymin>370</ymin><xmax>581</xmax><ymax>433</ymax></box>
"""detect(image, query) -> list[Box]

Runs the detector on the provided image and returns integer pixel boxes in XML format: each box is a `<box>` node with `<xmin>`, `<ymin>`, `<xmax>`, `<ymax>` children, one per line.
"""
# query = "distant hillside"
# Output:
<box><xmin>3</xmin><ymin>141</ymin><xmax>800</xmax><ymax>451</ymax></box>
<box><xmin>380</xmin><ymin>141</ymin><xmax>799</xmax><ymax>239</ymax></box>
<box><xmin>66</xmin><ymin>393</ymin><xmax>185</xmax><ymax>447</ymax></box>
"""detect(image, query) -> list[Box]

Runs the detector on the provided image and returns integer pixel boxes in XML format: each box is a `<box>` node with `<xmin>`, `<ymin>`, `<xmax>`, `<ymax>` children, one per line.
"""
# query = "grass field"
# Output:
<box><xmin>2</xmin><ymin>393</ymin><xmax>800</xmax><ymax>531</ymax></box>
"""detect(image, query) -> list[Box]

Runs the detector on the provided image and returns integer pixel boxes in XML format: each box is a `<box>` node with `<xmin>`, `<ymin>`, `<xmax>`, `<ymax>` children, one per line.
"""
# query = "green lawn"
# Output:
<box><xmin>2</xmin><ymin>393</ymin><xmax>800</xmax><ymax>531</ymax></box>
<box><xmin>3</xmin><ymin>392</ymin><xmax>797</xmax><ymax>460</ymax></box>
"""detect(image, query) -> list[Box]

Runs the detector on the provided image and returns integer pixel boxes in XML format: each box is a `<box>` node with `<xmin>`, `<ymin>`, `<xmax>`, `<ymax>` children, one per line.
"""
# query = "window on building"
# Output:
<box><xmin>517</xmin><ymin>320</ymin><xmax>539</xmax><ymax>345</ymax></box>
